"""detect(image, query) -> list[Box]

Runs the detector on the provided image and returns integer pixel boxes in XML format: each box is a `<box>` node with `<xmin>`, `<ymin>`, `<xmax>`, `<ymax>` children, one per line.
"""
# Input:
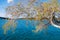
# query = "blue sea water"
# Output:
<box><xmin>0</xmin><ymin>19</ymin><xmax>60</xmax><ymax>40</ymax></box>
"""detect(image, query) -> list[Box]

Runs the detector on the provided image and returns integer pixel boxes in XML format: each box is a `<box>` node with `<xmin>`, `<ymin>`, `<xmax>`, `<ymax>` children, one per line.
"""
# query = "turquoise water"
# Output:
<box><xmin>0</xmin><ymin>19</ymin><xmax>60</xmax><ymax>40</ymax></box>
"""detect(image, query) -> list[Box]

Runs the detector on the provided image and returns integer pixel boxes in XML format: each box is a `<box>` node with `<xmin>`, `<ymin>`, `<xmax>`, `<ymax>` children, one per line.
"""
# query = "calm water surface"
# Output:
<box><xmin>0</xmin><ymin>19</ymin><xmax>60</xmax><ymax>40</ymax></box>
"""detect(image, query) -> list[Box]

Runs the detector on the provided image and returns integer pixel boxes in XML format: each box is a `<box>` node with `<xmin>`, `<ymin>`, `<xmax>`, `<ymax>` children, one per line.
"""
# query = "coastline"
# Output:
<box><xmin>50</xmin><ymin>13</ymin><xmax>60</xmax><ymax>28</ymax></box>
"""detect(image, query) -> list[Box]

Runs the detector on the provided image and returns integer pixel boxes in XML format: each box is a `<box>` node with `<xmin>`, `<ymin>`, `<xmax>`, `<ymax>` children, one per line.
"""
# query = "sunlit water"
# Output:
<box><xmin>0</xmin><ymin>19</ymin><xmax>60</xmax><ymax>40</ymax></box>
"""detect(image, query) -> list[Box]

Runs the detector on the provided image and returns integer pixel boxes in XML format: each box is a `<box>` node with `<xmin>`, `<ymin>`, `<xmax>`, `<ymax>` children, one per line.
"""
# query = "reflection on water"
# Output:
<box><xmin>0</xmin><ymin>0</ymin><xmax>60</xmax><ymax>40</ymax></box>
<box><xmin>0</xmin><ymin>19</ymin><xmax>60</xmax><ymax>40</ymax></box>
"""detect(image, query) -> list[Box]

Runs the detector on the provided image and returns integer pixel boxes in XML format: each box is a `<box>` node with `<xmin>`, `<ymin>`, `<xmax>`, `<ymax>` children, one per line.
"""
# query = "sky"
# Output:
<box><xmin>0</xmin><ymin>0</ymin><xmax>60</xmax><ymax>17</ymax></box>
<box><xmin>0</xmin><ymin>0</ymin><xmax>28</xmax><ymax>17</ymax></box>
